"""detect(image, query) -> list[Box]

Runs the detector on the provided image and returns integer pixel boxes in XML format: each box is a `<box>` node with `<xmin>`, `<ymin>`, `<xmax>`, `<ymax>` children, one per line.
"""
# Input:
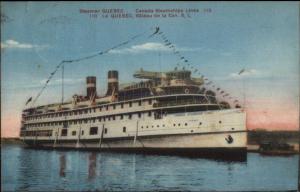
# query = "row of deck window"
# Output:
<box><xmin>21</xmin><ymin>122</ymin><xmax>192</xmax><ymax>138</ymax></box>
<box><xmin>24</xmin><ymin>99</ymin><xmax>153</xmax><ymax>121</ymax></box>
<box><xmin>24</xmin><ymin>111</ymin><xmax>156</xmax><ymax>128</ymax></box>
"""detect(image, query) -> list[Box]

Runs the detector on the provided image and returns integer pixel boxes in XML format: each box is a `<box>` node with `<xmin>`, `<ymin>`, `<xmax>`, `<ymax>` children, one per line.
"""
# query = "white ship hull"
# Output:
<box><xmin>21</xmin><ymin>109</ymin><xmax>247</xmax><ymax>160</ymax></box>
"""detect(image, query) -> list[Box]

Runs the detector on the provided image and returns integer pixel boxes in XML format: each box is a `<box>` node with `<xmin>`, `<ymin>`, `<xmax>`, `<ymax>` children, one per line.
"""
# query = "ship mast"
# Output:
<box><xmin>61</xmin><ymin>63</ymin><xmax>64</xmax><ymax>104</ymax></box>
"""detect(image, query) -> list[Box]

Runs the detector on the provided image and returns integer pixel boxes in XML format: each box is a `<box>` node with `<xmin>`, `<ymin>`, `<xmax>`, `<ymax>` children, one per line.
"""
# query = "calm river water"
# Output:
<box><xmin>2</xmin><ymin>143</ymin><xmax>299</xmax><ymax>191</ymax></box>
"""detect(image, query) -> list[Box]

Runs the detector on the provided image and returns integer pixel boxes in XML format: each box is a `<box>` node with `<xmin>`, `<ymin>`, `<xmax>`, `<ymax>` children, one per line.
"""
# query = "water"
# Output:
<box><xmin>2</xmin><ymin>144</ymin><xmax>299</xmax><ymax>191</ymax></box>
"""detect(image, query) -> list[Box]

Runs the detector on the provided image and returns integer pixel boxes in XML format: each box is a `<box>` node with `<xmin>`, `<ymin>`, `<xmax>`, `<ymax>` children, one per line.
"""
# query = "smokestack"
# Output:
<box><xmin>106</xmin><ymin>70</ymin><xmax>119</xmax><ymax>96</ymax></box>
<box><xmin>86</xmin><ymin>76</ymin><xmax>96</xmax><ymax>99</ymax></box>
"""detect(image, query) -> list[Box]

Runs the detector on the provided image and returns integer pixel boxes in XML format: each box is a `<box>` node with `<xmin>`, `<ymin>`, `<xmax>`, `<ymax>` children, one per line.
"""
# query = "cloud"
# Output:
<box><xmin>109</xmin><ymin>42</ymin><xmax>202</xmax><ymax>54</ymax></box>
<box><xmin>229</xmin><ymin>69</ymin><xmax>262</xmax><ymax>79</ymax></box>
<box><xmin>1</xmin><ymin>39</ymin><xmax>48</xmax><ymax>50</ymax></box>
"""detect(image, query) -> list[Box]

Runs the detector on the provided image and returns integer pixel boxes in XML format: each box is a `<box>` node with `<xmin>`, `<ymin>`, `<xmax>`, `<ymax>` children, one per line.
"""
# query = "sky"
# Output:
<box><xmin>1</xmin><ymin>2</ymin><xmax>299</xmax><ymax>137</ymax></box>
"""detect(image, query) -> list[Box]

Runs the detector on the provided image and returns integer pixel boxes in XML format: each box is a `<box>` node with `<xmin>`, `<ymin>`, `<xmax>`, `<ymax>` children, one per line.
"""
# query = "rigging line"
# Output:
<box><xmin>157</xmin><ymin>29</ymin><xmax>239</xmax><ymax>106</ymax></box>
<box><xmin>29</xmin><ymin>27</ymin><xmax>157</xmax><ymax>107</ymax></box>
<box><xmin>31</xmin><ymin>61</ymin><xmax>65</xmax><ymax>106</ymax></box>
<box><xmin>61</xmin><ymin>29</ymin><xmax>151</xmax><ymax>64</ymax></box>
<box><xmin>61</xmin><ymin>63</ymin><xmax>64</xmax><ymax>104</ymax></box>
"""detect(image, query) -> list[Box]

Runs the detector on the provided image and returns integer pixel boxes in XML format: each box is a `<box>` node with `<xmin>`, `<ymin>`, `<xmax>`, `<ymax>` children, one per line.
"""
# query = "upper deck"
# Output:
<box><xmin>22</xmin><ymin>68</ymin><xmax>236</xmax><ymax>118</ymax></box>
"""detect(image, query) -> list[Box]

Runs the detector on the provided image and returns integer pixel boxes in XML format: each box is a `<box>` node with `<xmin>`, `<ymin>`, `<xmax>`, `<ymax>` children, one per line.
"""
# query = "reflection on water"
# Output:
<box><xmin>88</xmin><ymin>153</ymin><xmax>97</xmax><ymax>180</ymax></box>
<box><xmin>59</xmin><ymin>154</ymin><xmax>66</xmax><ymax>177</ymax></box>
<box><xmin>1</xmin><ymin>144</ymin><xmax>299</xmax><ymax>191</ymax></box>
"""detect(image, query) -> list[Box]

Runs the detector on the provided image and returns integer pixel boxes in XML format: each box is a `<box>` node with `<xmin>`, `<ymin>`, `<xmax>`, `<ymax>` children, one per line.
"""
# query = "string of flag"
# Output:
<box><xmin>28</xmin><ymin>27</ymin><xmax>159</xmax><ymax>107</ymax></box>
<box><xmin>153</xmin><ymin>28</ymin><xmax>241</xmax><ymax>107</ymax></box>
<box><xmin>27</xmin><ymin>26</ymin><xmax>243</xmax><ymax>108</ymax></box>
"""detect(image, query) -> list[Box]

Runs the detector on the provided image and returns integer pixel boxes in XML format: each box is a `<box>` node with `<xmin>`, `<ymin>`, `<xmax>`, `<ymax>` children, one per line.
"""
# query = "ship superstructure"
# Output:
<box><xmin>20</xmin><ymin>68</ymin><xmax>247</xmax><ymax>159</ymax></box>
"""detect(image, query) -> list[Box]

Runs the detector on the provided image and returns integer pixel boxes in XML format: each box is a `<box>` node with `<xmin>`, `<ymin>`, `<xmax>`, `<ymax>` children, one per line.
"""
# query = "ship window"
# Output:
<box><xmin>90</xmin><ymin>127</ymin><xmax>98</xmax><ymax>135</ymax></box>
<box><xmin>85</xmin><ymin>110</ymin><xmax>88</xmax><ymax>114</ymax></box>
<box><xmin>148</xmin><ymin>99</ymin><xmax>152</xmax><ymax>105</ymax></box>
<box><xmin>99</xmin><ymin>107</ymin><xmax>102</xmax><ymax>111</ymax></box>
<box><xmin>123</xmin><ymin>127</ymin><xmax>126</xmax><ymax>132</ymax></box>
<box><xmin>69</xmin><ymin>121</ymin><xmax>73</xmax><ymax>125</ymax></box>
<box><xmin>129</xmin><ymin>102</ymin><xmax>132</xmax><ymax>107</ymax></box>
<box><xmin>138</xmin><ymin>101</ymin><xmax>142</xmax><ymax>106</ymax></box>
<box><xmin>93</xmin><ymin>119</ymin><xmax>96</xmax><ymax>123</ymax></box>
<box><xmin>81</xmin><ymin>130</ymin><xmax>84</xmax><ymax>135</ymax></box>
<box><xmin>74</xmin><ymin>111</ymin><xmax>78</xmax><ymax>115</ymax></box>
<box><xmin>112</xmin><ymin>116</ymin><xmax>115</xmax><ymax>120</ymax></box>
<box><xmin>219</xmin><ymin>121</ymin><xmax>222</xmax><ymax>124</ymax></box>
<box><xmin>173</xmin><ymin>124</ymin><xmax>176</xmax><ymax>127</ymax></box>
<box><xmin>89</xmin><ymin>109</ymin><xmax>91</xmax><ymax>113</ymax></box>
<box><xmin>106</xmin><ymin>106</ymin><xmax>109</xmax><ymax>110</ymax></box>
<box><xmin>157</xmin><ymin>125</ymin><xmax>159</xmax><ymax>128</ymax></box>
<box><xmin>152</xmin><ymin>125</ymin><xmax>154</xmax><ymax>128</ymax></box>
<box><xmin>163</xmin><ymin>124</ymin><xmax>165</xmax><ymax>127</ymax></box>
<box><xmin>138</xmin><ymin>113</ymin><xmax>141</xmax><ymax>118</ymax></box>
<box><xmin>72</xmin><ymin>131</ymin><xmax>76</xmax><ymax>136</ymax></box>
<box><xmin>185</xmin><ymin>123</ymin><xmax>188</xmax><ymax>126</ymax></box>
<box><xmin>120</xmin><ymin>115</ymin><xmax>123</xmax><ymax>120</ymax></box>
<box><xmin>61</xmin><ymin>129</ymin><xmax>68</xmax><ymax>136</ymax></box>
<box><xmin>74</xmin><ymin>121</ymin><xmax>77</xmax><ymax>125</ymax></box>
<box><xmin>84</xmin><ymin>119</ymin><xmax>88</xmax><ymax>123</ymax></box>
<box><xmin>121</xmin><ymin>104</ymin><xmax>124</xmax><ymax>108</ymax></box>
<box><xmin>178</xmin><ymin>123</ymin><xmax>181</xmax><ymax>126</ymax></box>
<box><xmin>108</xmin><ymin>117</ymin><xmax>111</xmax><ymax>121</ymax></box>
<box><xmin>93</xmin><ymin>108</ymin><xmax>96</xmax><ymax>113</ymax></box>
<box><xmin>199</xmin><ymin>122</ymin><xmax>202</xmax><ymax>125</ymax></box>
<box><xmin>141</xmin><ymin>126</ymin><xmax>143</xmax><ymax>129</ymax></box>
<box><xmin>104</xmin><ymin>128</ymin><xmax>107</xmax><ymax>134</ymax></box>
<box><xmin>98</xmin><ymin>117</ymin><xmax>101</xmax><ymax>122</ymax></box>
<box><xmin>128</xmin><ymin>114</ymin><xmax>132</xmax><ymax>119</ymax></box>
<box><xmin>148</xmin><ymin>111</ymin><xmax>152</xmax><ymax>117</ymax></box>
<box><xmin>146</xmin><ymin>126</ymin><xmax>149</xmax><ymax>128</ymax></box>
<box><xmin>113</xmin><ymin>105</ymin><xmax>116</xmax><ymax>109</ymax></box>
<box><xmin>103</xmin><ymin>117</ymin><xmax>106</xmax><ymax>122</ymax></box>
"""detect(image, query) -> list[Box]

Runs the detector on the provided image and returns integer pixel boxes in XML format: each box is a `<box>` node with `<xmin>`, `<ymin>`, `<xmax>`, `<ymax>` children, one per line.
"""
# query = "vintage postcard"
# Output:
<box><xmin>1</xmin><ymin>2</ymin><xmax>299</xmax><ymax>191</ymax></box>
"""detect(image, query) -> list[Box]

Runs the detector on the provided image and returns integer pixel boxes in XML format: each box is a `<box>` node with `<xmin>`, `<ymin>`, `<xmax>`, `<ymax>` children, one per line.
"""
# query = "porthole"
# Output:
<box><xmin>199</xmin><ymin>122</ymin><xmax>202</xmax><ymax>125</ymax></box>
<box><xmin>185</xmin><ymin>123</ymin><xmax>188</xmax><ymax>126</ymax></box>
<box><xmin>231</xmin><ymin>128</ymin><xmax>235</xmax><ymax>130</ymax></box>
<box><xmin>157</xmin><ymin>125</ymin><xmax>159</xmax><ymax>128</ymax></box>
<box><xmin>173</xmin><ymin>124</ymin><xmax>176</xmax><ymax>127</ymax></box>
<box><xmin>219</xmin><ymin>121</ymin><xmax>222</xmax><ymax>124</ymax></box>
<box><xmin>178</xmin><ymin>123</ymin><xmax>180</xmax><ymax>126</ymax></box>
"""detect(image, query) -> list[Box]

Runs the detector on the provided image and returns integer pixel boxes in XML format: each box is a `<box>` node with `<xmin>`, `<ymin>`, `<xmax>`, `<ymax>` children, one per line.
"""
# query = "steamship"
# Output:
<box><xmin>20</xmin><ymin>69</ymin><xmax>247</xmax><ymax>159</ymax></box>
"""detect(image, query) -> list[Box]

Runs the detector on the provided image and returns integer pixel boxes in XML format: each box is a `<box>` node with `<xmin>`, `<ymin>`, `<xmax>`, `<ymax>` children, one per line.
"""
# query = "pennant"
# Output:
<box><xmin>149</xmin><ymin>26</ymin><xmax>160</xmax><ymax>37</ymax></box>
<box><xmin>25</xmin><ymin>97</ymin><xmax>32</xmax><ymax>105</ymax></box>
<box><xmin>238</xmin><ymin>68</ymin><xmax>245</xmax><ymax>75</ymax></box>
